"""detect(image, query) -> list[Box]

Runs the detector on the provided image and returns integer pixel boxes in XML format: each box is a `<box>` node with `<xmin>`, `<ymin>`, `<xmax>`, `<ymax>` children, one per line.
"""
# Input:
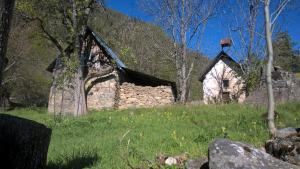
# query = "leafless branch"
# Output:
<box><xmin>19</xmin><ymin>14</ymin><xmax>64</xmax><ymax>54</ymax></box>
<box><xmin>271</xmin><ymin>0</ymin><xmax>290</xmax><ymax>26</ymax></box>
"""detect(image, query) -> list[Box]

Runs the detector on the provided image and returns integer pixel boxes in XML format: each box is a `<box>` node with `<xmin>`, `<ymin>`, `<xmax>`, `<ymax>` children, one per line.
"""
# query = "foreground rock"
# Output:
<box><xmin>185</xmin><ymin>158</ymin><xmax>208</xmax><ymax>169</ymax></box>
<box><xmin>209</xmin><ymin>138</ymin><xmax>300</xmax><ymax>169</ymax></box>
<box><xmin>0</xmin><ymin>114</ymin><xmax>52</xmax><ymax>169</ymax></box>
<box><xmin>265</xmin><ymin>127</ymin><xmax>300</xmax><ymax>165</ymax></box>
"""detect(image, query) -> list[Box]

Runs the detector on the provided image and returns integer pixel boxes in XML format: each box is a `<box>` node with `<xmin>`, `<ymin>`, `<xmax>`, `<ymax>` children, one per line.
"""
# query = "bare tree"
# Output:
<box><xmin>141</xmin><ymin>0</ymin><xmax>221</xmax><ymax>103</ymax></box>
<box><xmin>263</xmin><ymin>0</ymin><xmax>290</xmax><ymax>137</ymax></box>
<box><xmin>0</xmin><ymin>0</ymin><xmax>16</xmax><ymax>105</ymax></box>
<box><xmin>225</xmin><ymin>0</ymin><xmax>265</xmax><ymax>95</ymax></box>
<box><xmin>264</xmin><ymin>0</ymin><xmax>276</xmax><ymax>137</ymax></box>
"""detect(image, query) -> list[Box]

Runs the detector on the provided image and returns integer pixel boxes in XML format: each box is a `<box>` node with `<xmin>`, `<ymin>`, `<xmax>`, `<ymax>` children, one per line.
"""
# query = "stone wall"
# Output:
<box><xmin>245</xmin><ymin>69</ymin><xmax>300</xmax><ymax>105</ymax></box>
<box><xmin>118</xmin><ymin>82</ymin><xmax>174</xmax><ymax>109</ymax></box>
<box><xmin>48</xmin><ymin>73</ymin><xmax>175</xmax><ymax>113</ymax></box>
<box><xmin>86</xmin><ymin>74</ymin><xmax>118</xmax><ymax>110</ymax></box>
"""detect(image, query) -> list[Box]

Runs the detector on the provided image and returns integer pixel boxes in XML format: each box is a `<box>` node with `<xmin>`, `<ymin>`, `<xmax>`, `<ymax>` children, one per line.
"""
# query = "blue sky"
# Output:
<box><xmin>106</xmin><ymin>0</ymin><xmax>300</xmax><ymax>59</ymax></box>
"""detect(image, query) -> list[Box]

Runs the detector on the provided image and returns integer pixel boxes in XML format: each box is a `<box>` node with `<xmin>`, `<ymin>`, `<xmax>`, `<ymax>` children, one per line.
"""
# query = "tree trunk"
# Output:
<box><xmin>0</xmin><ymin>114</ymin><xmax>52</xmax><ymax>169</ymax></box>
<box><xmin>180</xmin><ymin>42</ymin><xmax>188</xmax><ymax>103</ymax></box>
<box><xmin>0</xmin><ymin>87</ymin><xmax>10</xmax><ymax>108</ymax></box>
<box><xmin>71</xmin><ymin>0</ymin><xmax>87</xmax><ymax>116</ymax></box>
<box><xmin>179</xmin><ymin>0</ymin><xmax>188</xmax><ymax>103</ymax></box>
<box><xmin>0</xmin><ymin>0</ymin><xmax>15</xmax><ymax>93</ymax></box>
<box><xmin>264</xmin><ymin>0</ymin><xmax>277</xmax><ymax>137</ymax></box>
<box><xmin>74</xmin><ymin>72</ymin><xmax>87</xmax><ymax>116</ymax></box>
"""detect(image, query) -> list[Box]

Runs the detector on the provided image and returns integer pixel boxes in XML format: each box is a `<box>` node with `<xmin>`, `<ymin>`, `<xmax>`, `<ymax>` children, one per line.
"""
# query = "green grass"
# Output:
<box><xmin>1</xmin><ymin>102</ymin><xmax>300</xmax><ymax>168</ymax></box>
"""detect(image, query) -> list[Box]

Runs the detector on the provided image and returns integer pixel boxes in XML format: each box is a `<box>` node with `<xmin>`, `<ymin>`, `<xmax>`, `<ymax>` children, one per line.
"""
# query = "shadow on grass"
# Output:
<box><xmin>47</xmin><ymin>149</ymin><xmax>101</xmax><ymax>169</ymax></box>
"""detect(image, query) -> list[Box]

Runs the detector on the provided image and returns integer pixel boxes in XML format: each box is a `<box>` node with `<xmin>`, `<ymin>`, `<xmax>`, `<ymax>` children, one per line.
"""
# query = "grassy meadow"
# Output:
<box><xmin>1</xmin><ymin>102</ymin><xmax>300</xmax><ymax>168</ymax></box>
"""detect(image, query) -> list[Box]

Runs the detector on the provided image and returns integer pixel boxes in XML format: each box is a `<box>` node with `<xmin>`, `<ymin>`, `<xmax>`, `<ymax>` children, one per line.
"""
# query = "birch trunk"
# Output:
<box><xmin>264</xmin><ymin>0</ymin><xmax>277</xmax><ymax>137</ymax></box>
<box><xmin>179</xmin><ymin>0</ymin><xmax>188</xmax><ymax>103</ymax></box>
<box><xmin>179</xmin><ymin>38</ymin><xmax>188</xmax><ymax>102</ymax></box>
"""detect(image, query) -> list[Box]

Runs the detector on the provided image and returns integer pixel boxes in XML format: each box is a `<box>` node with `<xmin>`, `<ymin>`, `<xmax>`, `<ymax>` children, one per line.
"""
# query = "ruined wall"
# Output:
<box><xmin>118</xmin><ymin>82</ymin><xmax>174</xmax><ymax>109</ymax></box>
<box><xmin>86</xmin><ymin>74</ymin><xmax>118</xmax><ymax>110</ymax></box>
<box><xmin>245</xmin><ymin>69</ymin><xmax>300</xmax><ymax>105</ymax></box>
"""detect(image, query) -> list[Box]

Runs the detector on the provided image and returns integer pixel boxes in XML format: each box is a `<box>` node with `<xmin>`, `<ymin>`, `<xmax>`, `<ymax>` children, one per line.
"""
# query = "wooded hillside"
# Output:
<box><xmin>5</xmin><ymin>8</ymin><xmax>209</xmax><ymax>106</ymax></box>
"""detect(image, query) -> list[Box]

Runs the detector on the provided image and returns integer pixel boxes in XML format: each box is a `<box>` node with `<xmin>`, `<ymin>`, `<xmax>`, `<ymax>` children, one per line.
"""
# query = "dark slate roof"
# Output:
<box><xmin>122</xmin><ymin>67</ymin><xmax>175</xmax><ymax>87</ymax></box>
<box><xmin>199</xmin><ymin>51</ymin><xmax>241</xmax><ymax>82</ymax></box>
<box><xmin>86</xmin><ymin>27</ymin><xmax>126</xmax><ymax>69</ymax></box>
<box><xmin>47</xmin><ymin>27</ymin><xmax>126</xmax><ymax>72</ymax></box>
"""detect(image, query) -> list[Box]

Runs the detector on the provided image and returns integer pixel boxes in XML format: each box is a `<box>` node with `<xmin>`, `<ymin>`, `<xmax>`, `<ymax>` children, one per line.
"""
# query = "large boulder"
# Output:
<box><xmin>209</xmin><ymin>138</ymin><xmax>300</xmax><ymax>169</ymax></box>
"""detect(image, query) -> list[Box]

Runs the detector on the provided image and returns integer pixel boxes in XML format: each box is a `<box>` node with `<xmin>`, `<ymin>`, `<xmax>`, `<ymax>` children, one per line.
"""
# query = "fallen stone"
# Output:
<box><xmin>209</xmin><ymin>138</ymin><xmax>300</xmax><ymax>169</ymax></box>
<box><xmin>185</xmin><ymin>158</ymin><xmax>208</xmax><ymax>169</ymax></box>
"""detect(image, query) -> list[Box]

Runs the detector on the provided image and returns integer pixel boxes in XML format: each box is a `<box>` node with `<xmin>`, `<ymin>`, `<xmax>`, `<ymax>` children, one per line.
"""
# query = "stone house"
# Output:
<box><xmin>47</xmin><ymin>27</ymin><xmax>177</xmax><ymax>114</ymax></box>
<box><xmin>199</xmin><ymin>51</ymin><xmax>246</xmax><ymax>104</ymax></box>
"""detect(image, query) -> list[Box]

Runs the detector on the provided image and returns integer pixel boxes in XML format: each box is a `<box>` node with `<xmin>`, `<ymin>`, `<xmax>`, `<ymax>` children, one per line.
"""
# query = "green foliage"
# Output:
<box><xmin>4</xmin><ymin>102</ymin><xmax>300</xmax><ymax>168</ymax></box>
<box><xmin>242</xmin><ymin>54</ymin><xmax>264</xmax><ymax>94</ymax></box>
<box><xmin>47</xmin><ymin>146</ymin><xmax>100</xmax><ymax>169</ymax></box>
<box><xmin>55</xmin><ymin>57</ymin><xmax>80</xmax><ymax>88</ymax></box>
<box><xmin>120</xmin><ymin>47</ymin><xmax>137</xmax><ymax>65</ymax></box>
<box><xmin>5</xmin><ymin>18</ymin><xmax>55</xmax><ymax>106</ymax></box>
<box><xmin>7</xmin><ymin>0</ymin><xmax>102</xmax><ymax>107</ymax></box>
<box><xmin>273</xmin><ymin>31</ymin><xmax>299</xmax><ymax>72</ymax></box>
<box><xmin>15</xmin><ymin>1</ymin><xmax>36</xmax><ymax>16</ymax></box>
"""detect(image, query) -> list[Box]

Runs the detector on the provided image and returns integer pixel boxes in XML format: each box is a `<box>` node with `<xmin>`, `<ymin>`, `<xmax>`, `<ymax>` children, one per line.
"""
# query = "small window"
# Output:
<box><xmin>223</xmin><ymin>79</ymin><xmax>229</xmax><ymax>88</ymax></box>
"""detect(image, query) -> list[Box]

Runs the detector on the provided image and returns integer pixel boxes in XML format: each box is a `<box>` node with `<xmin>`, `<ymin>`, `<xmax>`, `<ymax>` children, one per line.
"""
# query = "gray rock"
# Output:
<box><xmin>185</xmin><ymin>158</ymin><xmax>208</xmax><ymax>169</ymax></box>
<box><xmin>209</xmin><ymin>138</ymin><xmax>300</xmax><ymax>169</ymax></box>
<box><xmin>266</xmin><ymin>129</ymin><xmax>300</xmax><ymax>166</ymax></box>
<box><xmin>276</xmin><ymin>127</ymin><xmax>300</xmax><ymax>138</ymax></box>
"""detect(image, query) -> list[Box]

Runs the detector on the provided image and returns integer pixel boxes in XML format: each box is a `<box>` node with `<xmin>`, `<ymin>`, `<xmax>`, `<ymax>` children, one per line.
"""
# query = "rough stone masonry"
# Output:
<box><xmin>246</xmin><ymin>67</ymin><xmax>300</xmax><ymax>105</ymax></box>
<box><xmin>118</xmin><ymin>82</ymin><xmax>174</xmax><ymax>109</ymax></box>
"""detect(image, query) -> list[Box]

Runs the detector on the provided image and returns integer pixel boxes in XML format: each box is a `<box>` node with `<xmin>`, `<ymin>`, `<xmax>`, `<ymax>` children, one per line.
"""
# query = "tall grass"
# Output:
<box><xmin>2</xmin><ymin>102</ymin><xmax>300</xmax><ymax>168</ymax></box>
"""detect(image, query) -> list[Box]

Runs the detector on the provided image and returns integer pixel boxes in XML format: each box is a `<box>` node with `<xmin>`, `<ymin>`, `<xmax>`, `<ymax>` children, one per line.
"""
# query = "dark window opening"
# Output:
<box><xmin>223</xmin><ymin>79</ymin><xmax>229</xmax><ymax>88</ymax></box>
<box><xmin>222</xmin><ymin>92</ymin><xmax>230</xmax><ymax>103</ymax></box>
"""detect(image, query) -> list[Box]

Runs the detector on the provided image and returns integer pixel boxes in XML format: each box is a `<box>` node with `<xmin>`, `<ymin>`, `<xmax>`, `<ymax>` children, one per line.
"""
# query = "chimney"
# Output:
<box><xmin>220</xmin><ymin>38</ymin><xmax>232</xmax><ymax>49</ymax></box>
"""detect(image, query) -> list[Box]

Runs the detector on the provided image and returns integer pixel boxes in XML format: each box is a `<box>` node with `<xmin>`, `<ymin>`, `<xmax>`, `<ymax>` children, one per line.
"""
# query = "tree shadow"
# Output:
<box><xmin>47</xmin><ymin>149</ymin><xmax>101</xmax><ymax>169</ymax></box>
